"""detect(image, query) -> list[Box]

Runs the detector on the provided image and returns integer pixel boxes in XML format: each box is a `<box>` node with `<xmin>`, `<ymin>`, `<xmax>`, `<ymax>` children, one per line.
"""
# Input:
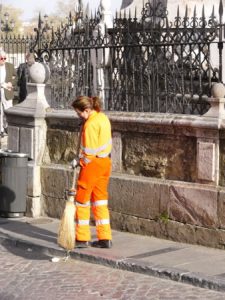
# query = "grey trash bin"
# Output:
<box><xmin>0</xmin><ymin>150</ymin><xmax>28</xmax><ymax>218</ymax></box>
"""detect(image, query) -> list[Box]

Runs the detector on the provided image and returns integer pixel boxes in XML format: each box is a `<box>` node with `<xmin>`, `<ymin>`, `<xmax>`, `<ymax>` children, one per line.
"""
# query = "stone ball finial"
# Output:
<box><xmin>121</xmin><ymin>0</ymin><xmax>133</xmax><ymax>10</ymax></box>
<box><xmin>211</xmin><ymin>83</ymin><xmax>225</xmax><ymax>98</ymax></box>
<box><xmin>29</xmin><ymin>62</ymin><xmax>50</xmax><ymax>84</ymax></box>
<box><xmin>101</xmin><ymin>0</ymin><xmax>111</xmax><ymax>11</ymax></box>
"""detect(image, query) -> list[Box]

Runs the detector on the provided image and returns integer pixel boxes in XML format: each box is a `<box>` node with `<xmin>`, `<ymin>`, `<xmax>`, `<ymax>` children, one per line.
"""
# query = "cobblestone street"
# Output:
<box><xmin>0</xmin><ymin>244</ymin><xmax>224</xmax><ymax>300</ymax></box>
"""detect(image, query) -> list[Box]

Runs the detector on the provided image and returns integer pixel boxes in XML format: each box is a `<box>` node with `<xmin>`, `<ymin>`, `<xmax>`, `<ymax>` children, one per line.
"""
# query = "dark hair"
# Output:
<box><xmin>71</xmin><ymin>96</ymin><xmax>102</xmax><ymax>112</ymax></box>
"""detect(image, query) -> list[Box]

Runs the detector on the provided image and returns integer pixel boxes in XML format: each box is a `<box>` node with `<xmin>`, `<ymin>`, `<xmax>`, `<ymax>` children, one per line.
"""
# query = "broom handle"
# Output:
<box><xmin>71</xmin><ymin>168</ymin><xmax>77</xmax><ymax>190</ymax></box>
<box><xmin>70</xmin><ymin>123</ymin><xmax>83</xmax><ymax>190</ymax></box>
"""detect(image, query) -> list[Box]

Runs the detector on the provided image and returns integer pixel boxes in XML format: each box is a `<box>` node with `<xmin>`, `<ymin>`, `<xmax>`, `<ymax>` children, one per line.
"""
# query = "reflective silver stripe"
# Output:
<box><xmin>79</xmin><ymin>154</ymin><xmax>92</xmax><ymax>164</ymax></box>
<box><xmin>81</xmin><ymin>138</ymin><xmax>112</xmax><ymax>155</ymax></box>
<box><xmin>92</xmin><ymin>200</ymin><xmax>108</xmax><ymax>207</ymax></box>
<box><xmin>77</xmin><ymin>220</ymin><xmax>90</xmax><ymax>225</ymax></box>
<box><xmin>83</xmin><ymin>157</ymin><xmax>91</xmax><ymax>164</ymax></box>
<box><xmin>76</xmin><ymin>201</ymin><xmax>90</xmax><ymax>207</ymax></box>
<box><xmin>80</xmin><ymin>144</ymin><xmax>97</xmax><ymax>155</ymax></box>
<box><xmin>95</xmin><ymin>219</ymin><xmax>110</xmax><ymax>226</ymax></box>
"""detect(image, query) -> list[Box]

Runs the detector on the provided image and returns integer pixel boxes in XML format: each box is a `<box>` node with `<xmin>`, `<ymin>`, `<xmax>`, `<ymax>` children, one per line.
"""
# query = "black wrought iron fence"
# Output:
<box><xmin>2</xmin><ymin>0</ymin><xmax>225</xmax><ymax>114</ymax></box>
<box><xmin>0</xmin><ymin>34</ymin><xmax>34</xmax><ymax>67</ymax></box>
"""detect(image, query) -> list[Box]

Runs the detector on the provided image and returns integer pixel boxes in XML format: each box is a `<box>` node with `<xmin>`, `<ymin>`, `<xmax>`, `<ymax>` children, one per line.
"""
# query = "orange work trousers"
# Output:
<box><xmin>75</xmin><ymin>156</ymin><xmax>112</xmax><ymax>242</ymax></box>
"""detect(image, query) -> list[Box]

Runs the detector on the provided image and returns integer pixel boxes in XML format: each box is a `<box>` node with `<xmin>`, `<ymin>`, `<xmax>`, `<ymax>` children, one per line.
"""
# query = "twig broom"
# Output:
<box><xmin>57</xmin><ymin>126</ymin><xmax>82</xmax><ymax>258</ymax></box>
<box><xmin>57</xmin><ymin>169</ymin><xmax>77</xmax><ymax>253</ymax></box>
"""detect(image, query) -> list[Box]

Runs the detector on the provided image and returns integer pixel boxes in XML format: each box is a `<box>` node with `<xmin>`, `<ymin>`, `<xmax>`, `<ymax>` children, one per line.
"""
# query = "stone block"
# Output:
<box><xmin>42</xmin><ymin>195</ymin><xmax>64</xmax><ymax>219</ymax></box>
<box><xmin>46</xmin><ymin>129</ymin><xmax>77</xmax><ymax>164</ymax></box>
<box><xmin>159</xmin><ymin>183</ymin><xmax>170</xmax><ymax>214</ymax></box>
<box><xmin>27</xmin><ymin>163</ymin><xmax>41</xmax><ymax>197</ymax></box>
<box><xmin>197</xmin><ymin>141</ymin><xmax>216</xmax><ymax>182</ymax></box>
<box><xmin>20</xmin><ymin>127</ymin><xmax>34</xmax><ymax>158</ymax></box>
<box><xmin>110</xmin><ymin>211</ymin><xmax>196</xmax><ymax>244</ymax></box>
<box><xmin>34</xmin><ymin>121</ymin><xmax>48</xmax><ymax>163</ymax></box>
<box><xmin>110</xmin><ymin>211</ymin><xmax>225</xmax><ymax>249</ymax></box>
<box><xmin>122</xmin><ymin>133</ymin><xmax>196</xmax><ymax>181</ymax></box>
<box><xmin>168</xmin><ymin>183</ymin><xmax>218</xmax><ymax>228</ymax></box>
<box><xmin>41</xmin><ymin>164</ymin><xmax>74</xmax><ymax>199</ymax></box>
<box><xmin>26</xmin><ymin>196</ymin><xmax>42</xmax><ymax>218</ymax></box>
<box><xmin>218</xmin><ymin>189</ymin><xmax>225</xmax><ymax>229</ymax></box>
<box><xmin>7</xmin><ymin>126</ymin><xmax>19</xmax><ymax>152</ymax></box>
<box><xmin>111</xmin><ymin>131</ymin><xmax>122</xmax><ymax>172</ymax></box>
<box><xmin>109</xmin><ymin>174</ymin><xmax>162</xmax><ymax>219</ymax></box>
<box><xmin>40</xmin><ymin>165</ymin><xmax>76</xmax><ymax>218</ymax></box>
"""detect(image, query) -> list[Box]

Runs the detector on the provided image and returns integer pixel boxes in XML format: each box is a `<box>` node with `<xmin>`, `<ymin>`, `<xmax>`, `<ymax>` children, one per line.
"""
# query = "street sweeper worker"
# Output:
<box><xmin>71</xmin><ymin>95</ymin><xmax>112</xmax><ymax>249</ymax></box>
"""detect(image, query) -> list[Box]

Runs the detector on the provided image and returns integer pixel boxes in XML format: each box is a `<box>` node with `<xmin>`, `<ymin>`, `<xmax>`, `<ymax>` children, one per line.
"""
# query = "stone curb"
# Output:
<box><xmin>1</xmin><ymin>232</ymin><xmax>225</xmax><ymax>292</ymax></box>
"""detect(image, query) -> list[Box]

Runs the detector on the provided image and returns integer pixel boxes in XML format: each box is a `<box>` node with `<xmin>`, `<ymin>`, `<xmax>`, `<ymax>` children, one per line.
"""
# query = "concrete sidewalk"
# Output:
<box><xmin>1</xmin><ymin>216</ymin><xmax>225</xmax><ymax>292</ymax></box>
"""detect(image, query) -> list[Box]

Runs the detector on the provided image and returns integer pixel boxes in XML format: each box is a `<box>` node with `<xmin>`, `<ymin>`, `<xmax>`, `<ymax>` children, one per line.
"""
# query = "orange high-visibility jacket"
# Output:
<box><xmin>79</xmin><ymin>111</ymin><xmax>112</xmax><ymax>166</ymax></box>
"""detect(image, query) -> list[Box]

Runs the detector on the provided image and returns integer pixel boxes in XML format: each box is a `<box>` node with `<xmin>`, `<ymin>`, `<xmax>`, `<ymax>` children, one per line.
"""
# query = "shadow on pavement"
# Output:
<box><xmin>0</xmin><ymin>217</ymin><xmax>57</xmax><ymax>243</ymax></box>
<box><xmin>0</xmin><ymin>217</ymin><xmax>60</xmax><ymax>260</ymax></box>
<box><xmin>0</xmin><ymin>238</ymin><xmax>52</xmax><ymax>261</ymax></box>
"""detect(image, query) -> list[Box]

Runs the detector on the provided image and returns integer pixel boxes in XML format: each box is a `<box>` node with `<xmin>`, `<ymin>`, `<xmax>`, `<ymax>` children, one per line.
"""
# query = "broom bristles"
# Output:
<box><xmin>57</xmin><ymin>199</ymin><xmax>76</xmax><ymax>251</ymax></box>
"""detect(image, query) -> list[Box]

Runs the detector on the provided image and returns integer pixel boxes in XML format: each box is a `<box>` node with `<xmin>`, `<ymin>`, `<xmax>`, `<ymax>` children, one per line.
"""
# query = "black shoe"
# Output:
<box><xmin>75</xmin><ymin>240</ymin><xmax>90</xmax><ymax>248</ymax></box>
<box><xmin>91</xmin><ymin>240</ymin><xmax>112</xmax><ymax>249</ymax></box>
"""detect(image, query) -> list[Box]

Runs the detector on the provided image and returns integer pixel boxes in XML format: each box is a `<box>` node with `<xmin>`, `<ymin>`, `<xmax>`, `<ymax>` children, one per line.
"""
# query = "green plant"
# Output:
<box><xmin>159</xmin><ymin>211</ymin><xmax>169</xmax><ymax>224</ymax></box>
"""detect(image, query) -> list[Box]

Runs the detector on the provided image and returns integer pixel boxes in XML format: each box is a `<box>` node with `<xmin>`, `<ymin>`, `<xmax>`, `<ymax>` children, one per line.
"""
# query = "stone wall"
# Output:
<box><xmin>39</xmin><ymin>109</ymin><xmax>225</xmax><ymax>249</ymax></box>
<box><xmin>5</xmin><ymin>82</ymin><xmax>225</xmax><ymax>249</ymax></box>
<box><xmin>109</xmin><ymin>174</ymin><xmax>225</xmax><ymax>249</ymax></box>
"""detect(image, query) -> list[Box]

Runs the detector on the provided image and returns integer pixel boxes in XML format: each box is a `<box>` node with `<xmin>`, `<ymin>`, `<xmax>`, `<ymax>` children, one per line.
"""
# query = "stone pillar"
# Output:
<box><xmin>5</xmin><ymin>79</ymin><xmax>50</xmax><ymax>217</ymax></box>
<box><xmin>199</xmin><ymin>83</ymin><xmax>225</xmax><ymax>185</ymax></box>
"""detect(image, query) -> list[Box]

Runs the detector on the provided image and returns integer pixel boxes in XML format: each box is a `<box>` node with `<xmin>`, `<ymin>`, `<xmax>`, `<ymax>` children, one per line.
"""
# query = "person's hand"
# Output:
<box><xmin>70</xmin><ymin>158</ymin><xmax>79</xmax><ymax>169</ymax></box>
<box><xmin>2</xmin><ymin>82</ymin><xmax>12</xmax><ymax>91</ymax></box>
<box><xmin>6</xmin><ymin>82</ymin><xmax>13</xmax><ymax>90</ymax></box>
